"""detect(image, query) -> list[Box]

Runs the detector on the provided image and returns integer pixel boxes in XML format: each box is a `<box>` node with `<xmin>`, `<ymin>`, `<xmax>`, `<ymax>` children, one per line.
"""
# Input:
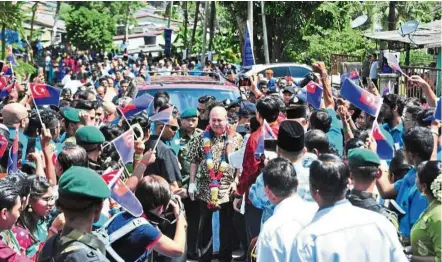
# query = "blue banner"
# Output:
<box><xmin>164</xmin><ymin>28</ymin><xmax>173</xmax><ymax>57</ymax></box>
<box><xmin>242</xmin><ymin>21</ymin><xmax>255</xmax><ymax>67</ymax></box>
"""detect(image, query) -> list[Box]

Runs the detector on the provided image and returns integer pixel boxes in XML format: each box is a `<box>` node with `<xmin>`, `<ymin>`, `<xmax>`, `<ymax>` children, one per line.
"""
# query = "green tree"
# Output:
<box><xmin>64</xmin><ymin>7</ymin><xmax>115</xmax><ymax>51</ymax></box>
<box><xmin>0</xmin><ymin>2</ymin><xmax>24</xmax><ymax>60</ymax></box>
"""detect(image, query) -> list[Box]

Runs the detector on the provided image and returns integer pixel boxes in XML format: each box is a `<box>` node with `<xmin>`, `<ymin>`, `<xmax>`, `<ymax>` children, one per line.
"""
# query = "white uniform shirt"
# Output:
<box><xmin>257</xmin><ymin>195</ymin><xmax>317</xmax><ymax>262</ymax></box>
<box><xmin>292</xmin><ymin>199</ymin><xmax>408</xmax><ymax>262</ymax></box>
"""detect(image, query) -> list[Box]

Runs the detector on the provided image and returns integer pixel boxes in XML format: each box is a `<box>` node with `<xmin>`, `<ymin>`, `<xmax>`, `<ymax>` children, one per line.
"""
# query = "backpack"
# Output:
<box><xmin>94</xmin><ymin>212</ymin><xmax>150</xmax><ymax>262</ymax></box>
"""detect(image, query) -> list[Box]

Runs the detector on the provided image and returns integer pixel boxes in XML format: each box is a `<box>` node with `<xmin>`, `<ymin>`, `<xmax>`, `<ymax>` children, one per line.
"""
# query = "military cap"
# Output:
<box><xmin>60</xmin><ymin>107</ymin><xmax>81</xmax><ymax>123</ymax></box>
<box><xmin>75</xmin><ymin>126</ymin><xmax>105</xmax><ymax>144</ymax></box>
<box><xmin>348</xmin><ymin>148</ymin><xmax>381</xmax><ymax>166</ymax></box>
<box><xmin>58</xmin><ymin>166</ymin><xmax>110</xmax><ymax>199</ymax></box>
<box><xmin>181</xmin><ymin>108</ymin><xmax>198</xmax><ymax>119</ymax></box>
<box><xmin>277</xmin><ymin>120</ymin><xmax>305</xmax><ymax>152</ymax></box>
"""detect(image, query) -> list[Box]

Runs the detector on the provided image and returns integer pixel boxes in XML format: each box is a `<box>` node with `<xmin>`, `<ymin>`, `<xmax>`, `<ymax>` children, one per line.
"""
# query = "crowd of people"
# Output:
<box><xmin>0</xmin><ymin>46</ymin><xmax>439</xmax><ymax>262</ymax></box>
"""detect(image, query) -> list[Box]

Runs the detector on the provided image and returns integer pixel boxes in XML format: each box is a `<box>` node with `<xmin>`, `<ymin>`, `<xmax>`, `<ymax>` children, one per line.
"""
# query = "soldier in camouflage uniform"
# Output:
<box><xmin>177</xmin><ymin>108</ymin><xmax>201</xmax><ymax>259</ymax></box>
<box><xmin>38</xmin><ymin>166</ymin><xmax>111</xmax><ymax>262</ymax></box>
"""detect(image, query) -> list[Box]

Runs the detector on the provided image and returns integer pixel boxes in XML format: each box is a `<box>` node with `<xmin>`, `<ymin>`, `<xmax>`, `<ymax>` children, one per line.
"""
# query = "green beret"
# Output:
<box><xmin>348</xmin><ymin>148</ymin><xmax>381</xmax><ymax>166</ymax></box>
<box><xmin>180</xmin><ymin>108</ymin><xmax>198</xmax><ymax>119</ymax></box>
<box><xmin>61</xmin><ymin>108</ymin><xmax>81</xmax><ymax>123</ymax></box>
<box><xmin>59</xmin><ymin>166</ymin><xmax>110</xmax><ymax>199</ymax></box>
<box><xmin>75</xmin><ymin>126</ymin><xmax>105</xmax><ymax>144</ymax></box>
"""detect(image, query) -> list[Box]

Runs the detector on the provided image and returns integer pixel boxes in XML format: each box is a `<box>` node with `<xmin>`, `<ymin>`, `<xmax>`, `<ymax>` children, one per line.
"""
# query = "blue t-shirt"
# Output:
<box><xmin>326</xmin><ymin>108</ymin><xmax>344</xmax><ymax>156</ymax></box>
<box><xmin>393</xmin><ymin>168</ymin><xmax>428</xmax><ymax>238</ymax></box>
<box><xmin>382</xmin><ymin>122</ymin><xmax>404</xmax><ymax>149</ymax></box>
<box><xmin>106</xmin><ymin>212</ymin><xmax>161</xmax><ymax>262</ymax></box>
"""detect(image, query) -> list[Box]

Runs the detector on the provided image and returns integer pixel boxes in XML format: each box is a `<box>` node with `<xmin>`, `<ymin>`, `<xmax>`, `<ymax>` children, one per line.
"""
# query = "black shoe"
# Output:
<box><xmin>233</xmin><ymin>254</ymin><xmax>247</xmax><ymax>262</ymax></box>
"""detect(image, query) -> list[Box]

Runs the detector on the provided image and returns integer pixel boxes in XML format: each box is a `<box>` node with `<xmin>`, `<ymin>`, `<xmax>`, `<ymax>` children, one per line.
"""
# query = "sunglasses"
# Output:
<box><xmin>167</xmin><ymin>125</ymin><xmax>179</xmax><ymax>132</ymax></box>
<box><xmin>198</xmin><ymin>95</ymin><xmax>216</xmax><ymax>103</ymax></box>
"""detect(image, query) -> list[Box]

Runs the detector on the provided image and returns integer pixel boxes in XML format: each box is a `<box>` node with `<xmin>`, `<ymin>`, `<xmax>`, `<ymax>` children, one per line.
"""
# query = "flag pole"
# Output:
<box><xmin>28</xmin><ymin>83</ymin><xmax>44</xmax><ymax>127</ymax></box>
<box><xmin>152</xmin><ymin>124</ymin><xmax>166</xmax><ymax>153</ymax></box>
<box><xmin>116</xmin><ymin>107</ymin><xmax>139</xmax><ymax>140</ymax></box>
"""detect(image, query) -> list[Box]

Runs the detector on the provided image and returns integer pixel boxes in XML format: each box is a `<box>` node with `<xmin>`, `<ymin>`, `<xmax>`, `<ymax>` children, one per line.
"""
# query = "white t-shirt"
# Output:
<box><xmin>370</xmin><ymin>61</ymin><xmax>379</xmax><ymax>79</ymax></box>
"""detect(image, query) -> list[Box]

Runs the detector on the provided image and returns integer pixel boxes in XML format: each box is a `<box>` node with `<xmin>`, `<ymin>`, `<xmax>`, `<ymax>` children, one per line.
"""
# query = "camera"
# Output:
<box><xmin>297</xmin><ymin>72</ymin><xmax>318</xmax><ymax>88</ymax></box>
<box><xmin>238</xmin><ymin>73</ymin><xmax>251</xmax><ymax>88</ymax></box>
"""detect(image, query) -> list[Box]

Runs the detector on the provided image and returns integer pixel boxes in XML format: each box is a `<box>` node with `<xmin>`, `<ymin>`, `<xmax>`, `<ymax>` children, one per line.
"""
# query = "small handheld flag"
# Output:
<box><xmin>112</xmin><ymin>130</ymin><xmax>135</xmax><ymax>164</ymax></box>
<box><xmin>119</xmin><ymin>93</ymin><xmax>154</xmax><ymax>119</ymax></box>
<box><xmin>151</xmin><ymin>106</ymin><xmax>174</xmax><ymax>152</ymax></box>
<box><xmin>111</xmin><ymin>179</ymin><xmax>143</xmax><ymax>217</ymax></box>
<box><xmin>101</xmin><ymin>168</ymin><xmax>124</xmax><ymax>189</ymax></box>
<box><xmin>0</xmin><ymin>134</ymin><xmax>8</xmax><ymax>158</ymax></box>
<box><xmin>30</xmin><ymin>84</ymin><xmax>61</xmax><ymax>106</ymax></box>
<box><xmin>340</xmin><ymin>79</ymin><xmax>382</xmax><ymax>117</ymax></box>
<box><xmin>149</xmin><ymin>106</ymin><xmax>173</xmax><ymax>124</ymax></box>
<box><xmin>306</xmin><ymin>81</ymin><xmax>323</xmax><ymax>109</ymax></box>
<box><xmin>372</xmin><ymin>121</ymin><xmax>394</xmax><ymax>160</ymax></box>
<box><xmin>255</xmin><ymin>120</ymin><xmax>277</xmax><ymax>158</ymax></box>
<box><xmin>0</xmin><ymin>76</ymin><xmax>9</xmax><ymax>91</ymax></box>
<box><xmin>340</xmin><ymin>70</ymin><xmax>359</xmax><ymax>84</ymax></box>
<box><xmin>7</xmin><ymin>129</ymin><xmax>19</xmax><ymax>174</ymax></box>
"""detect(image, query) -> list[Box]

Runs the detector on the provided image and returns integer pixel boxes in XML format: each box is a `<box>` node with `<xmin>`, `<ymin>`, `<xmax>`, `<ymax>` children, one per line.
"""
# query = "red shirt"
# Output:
<box><xmin>0</xmin><ymin>240</ymin><xmax>32</xmax><ymax>262</ymax></box>
<box><xmin>237</xmin><ymin>121</ymin><xmax>279</xmax><ymax>204</ymax></box>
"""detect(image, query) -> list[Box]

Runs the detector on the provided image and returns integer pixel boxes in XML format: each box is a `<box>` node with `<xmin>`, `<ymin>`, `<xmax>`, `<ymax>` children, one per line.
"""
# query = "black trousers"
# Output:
<box><xmin>183</xmin><ymin>197</ymin><xmax>200</xmax><ymax>255</ymax></box>
<box><xmin>197</xmin><ymin>200</ymin><xmax>235</xmax><ymax>262</ymax></box>
<box><xmin>233</xmin><ymin>211</ymin><xmax>248</xmax><ymax>252</ymax></box>
<box><xmin>244</xmin><ymin>203</ymin><xmax>262</xmax><ymax>243</ymax></box>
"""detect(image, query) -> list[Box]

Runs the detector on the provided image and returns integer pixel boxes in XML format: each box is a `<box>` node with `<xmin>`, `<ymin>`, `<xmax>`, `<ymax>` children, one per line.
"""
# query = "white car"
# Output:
<box><xmin>239</xmin><ymin>63</ymin><xmax>312</xmax><ymax>82</ymax></box>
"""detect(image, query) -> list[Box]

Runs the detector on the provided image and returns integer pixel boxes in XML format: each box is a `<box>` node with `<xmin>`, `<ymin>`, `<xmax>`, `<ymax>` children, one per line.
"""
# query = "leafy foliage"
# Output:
<box><xmin>64</xmin><ymin>7</ymin><xmax>116</xmax><ymax>51</ymax></box>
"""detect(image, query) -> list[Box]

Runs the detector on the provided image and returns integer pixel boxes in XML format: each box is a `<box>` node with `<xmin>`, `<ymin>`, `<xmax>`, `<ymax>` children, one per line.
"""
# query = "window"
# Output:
<box><xmin>144</xmin><ymin>36</ymin><xmax>156</xmax><ymax>46</ymax></box>
<box><xmin>138</xmin><ymin>87</ymin><xmax>240</xmax><ymax>114</ymax></box>
<box><xmin>289</xmin><ymin>66</ymin><xmax>311</xmax><ymax>78</ymax></box>
<box><xmin>259</xmin><ymin>66</ymin><xmax>290</xmax><ymax>77</ymax></box>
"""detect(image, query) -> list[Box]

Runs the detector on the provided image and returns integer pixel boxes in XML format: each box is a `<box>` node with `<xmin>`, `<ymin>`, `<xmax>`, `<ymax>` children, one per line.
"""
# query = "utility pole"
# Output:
<box><xmin>261</xmin><ymin>1</ymin><xmax>270</xmax><ymax>64</ymax></box>
<box><xmin>201</xmin><ymin>1</ymin><xmax>210</xmax><ymax>64</ymax></box>
<box><xmin>167</xmin><ymin>1</ymin><xmax>174</xmax><ymax>28</ymax></box>
<box><xmin>248</xmin><ymin>1</ymin><xmax>253</xmax><ymax>38</ymax></box>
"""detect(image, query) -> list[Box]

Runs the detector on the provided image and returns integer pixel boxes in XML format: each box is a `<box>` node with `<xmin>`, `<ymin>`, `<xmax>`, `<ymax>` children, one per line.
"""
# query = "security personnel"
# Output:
<box><xmin>177</xmin><ymin>108</ymin><xmax>201</xmax><ymax>259</ymax></box>
<box><xmin>38</xmin><ymin>166</ymin><xmax>111</xmax><ymax>262</ymax></box>
<box><xmin>347</xmin><ymin>148</ymin><xmax>399</xmax><ymax>230</ymax></box>
<box><xmin>59</xmin><ymin>107</ymin><xmax>82</xmax><ymax>144</ymax></box>
<box><xmin>75</xmin><ymin>126</ymin><xmax>106</xmax><ymax>172</ymax></box>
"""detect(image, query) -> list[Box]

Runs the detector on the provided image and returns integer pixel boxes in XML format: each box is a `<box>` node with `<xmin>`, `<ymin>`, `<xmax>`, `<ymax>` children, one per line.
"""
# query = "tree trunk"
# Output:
<box><xmin>29</xmin><ymin>3</ymin><xmax>38</xmax><ymax>44</ymax></box>
<box><xmin>387</xmin><ymin>1</ymin><xmax>396</xmax><ymax>31</ymax></box>
<box><xmin>189</xmin><ymin>1</ymin><xmax>200</xmax><ymax>55</ymax></box>
<box><xmin>51</xmin><ymin>1</ymin><xmax>61</xmax><ymax>46</ymax></box>
<box><xmin>208</xmin><ymin>1</ymin><xmax>216</xmax><ymax>51</ymax></box>
<box><xmin>29</xmin><ymin>3</ymin><xmax>38</xmax><ymax>63</ymax></box>
<box><xmin>387</xmin><ymin>1</ymin><xmax>396</xmax><ymax>49</ymax></box>
<box><xmin>183</xmin><ymin>1</ymin><xmax>188</xmax><ymax>50</ymax></box>
<box><xmin>1</xmin><ymin>24</ymin><xmax>5</xmax><ymax>61</ymax></box>
<box><xmin>124</xmin><ymin>2</ymin><xmax>131</xmax><ymax>44</ymax></box>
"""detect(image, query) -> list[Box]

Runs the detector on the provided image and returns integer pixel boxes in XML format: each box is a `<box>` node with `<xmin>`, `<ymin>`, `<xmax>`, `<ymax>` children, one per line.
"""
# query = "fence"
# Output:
<box><xmin>397</xmin><ymin>66</ymin><xmax>441</xmax><ymax>99</ymax></box>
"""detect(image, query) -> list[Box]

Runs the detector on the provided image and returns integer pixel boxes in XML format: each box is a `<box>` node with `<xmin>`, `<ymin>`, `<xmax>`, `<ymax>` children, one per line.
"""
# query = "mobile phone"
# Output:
<box><xmin>264</xmin><ymin>139</ymin><xmax>277</xmax><ymax>152</ymax></box>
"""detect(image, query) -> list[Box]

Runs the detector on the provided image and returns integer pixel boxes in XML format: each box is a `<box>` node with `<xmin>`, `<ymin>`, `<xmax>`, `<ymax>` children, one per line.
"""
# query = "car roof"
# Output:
<box><xmin>137</xmin><ymin>74</ymin><xmax>237</xmax><ymax>91</ymax></box>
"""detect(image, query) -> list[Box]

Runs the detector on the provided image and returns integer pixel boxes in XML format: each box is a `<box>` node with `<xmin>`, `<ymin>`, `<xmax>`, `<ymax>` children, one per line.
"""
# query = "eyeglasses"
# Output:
<box><xmin>197</xmin><ymin>108</ymin><xmax>206</xmax><ymax>113</ymax></box>
<box><xmin>167</xmin><ymin>125</ymin><xmax>179</xmax><ymax>132</ymax></box>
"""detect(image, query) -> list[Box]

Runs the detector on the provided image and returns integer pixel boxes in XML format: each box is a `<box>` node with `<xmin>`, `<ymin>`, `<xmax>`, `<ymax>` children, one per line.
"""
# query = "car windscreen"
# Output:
<box><xmin>138</xmin><ymin>87</ymin><xmax>241</xmax><ymax>113</ymax></box>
